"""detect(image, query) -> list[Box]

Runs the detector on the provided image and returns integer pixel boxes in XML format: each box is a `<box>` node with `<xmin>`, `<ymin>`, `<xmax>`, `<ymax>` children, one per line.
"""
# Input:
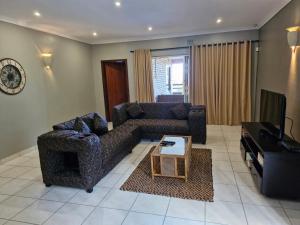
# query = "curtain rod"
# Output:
<box><xmin>129</xmin><ymin>40</ymin><xmax>259</xmax><ymax>53</ymax></box>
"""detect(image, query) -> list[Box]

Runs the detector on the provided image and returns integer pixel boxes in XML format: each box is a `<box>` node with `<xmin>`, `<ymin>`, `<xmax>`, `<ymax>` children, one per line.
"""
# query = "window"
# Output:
<box><xmin>152</xmin><ymin>55</ymin><xmax>189</xmax><ymax>101</ymax></box>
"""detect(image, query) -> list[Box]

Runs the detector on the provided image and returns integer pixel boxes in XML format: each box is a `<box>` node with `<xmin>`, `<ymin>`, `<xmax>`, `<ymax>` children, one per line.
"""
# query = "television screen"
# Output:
<box><xmin>260</xmin><ymin>89</ymin><xmax>286</xmax><ymax>140</ymax></box>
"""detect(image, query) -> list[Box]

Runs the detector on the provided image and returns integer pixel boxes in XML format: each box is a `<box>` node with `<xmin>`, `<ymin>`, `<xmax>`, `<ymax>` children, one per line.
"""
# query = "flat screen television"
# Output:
<box><xmin>260</xmin><ymin>89</ymin><xmax>286</xmax><ymax>140</ymax></box>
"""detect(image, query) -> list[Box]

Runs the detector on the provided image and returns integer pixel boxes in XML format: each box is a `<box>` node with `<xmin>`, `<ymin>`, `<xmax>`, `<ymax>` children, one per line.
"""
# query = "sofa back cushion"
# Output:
<box><xmin>135</xmin><ymin>103</ymin><xmax>191</xmax><ymax>119</ymax></box>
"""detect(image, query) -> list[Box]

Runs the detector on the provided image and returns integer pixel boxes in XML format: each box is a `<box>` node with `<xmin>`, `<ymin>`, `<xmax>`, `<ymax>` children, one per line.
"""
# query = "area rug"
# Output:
<box><xmin>120</xmin><ymin>146</ymin><xmax>214</xmax><ymax>201</ymax></box>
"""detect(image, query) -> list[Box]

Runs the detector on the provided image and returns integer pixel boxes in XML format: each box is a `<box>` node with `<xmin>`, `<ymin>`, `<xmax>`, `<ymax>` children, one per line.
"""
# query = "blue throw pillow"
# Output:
<box><xmin>73</xmin><ymin>117</ymin><xmax>91</xmax><ymax>134</ymax></box>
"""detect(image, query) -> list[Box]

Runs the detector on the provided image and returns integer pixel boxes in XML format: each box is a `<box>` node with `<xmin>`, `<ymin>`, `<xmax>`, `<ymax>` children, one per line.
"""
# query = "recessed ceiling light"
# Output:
<box><xmin>92</xmin><ymin>32</ymin><xmax>98</xmax><ymax>36</ymax></box>
<box><xmin>34</xmin><ymin>11</ymin><xmax>41</xmax><ymax>17</ymax></box>
<box><xmin>216</xmin><ymin>18</ymin><xmax>222</xmax><ymax>24</ymax></box>
<box><xmin>115</xmin><ymin>1</ymin><xmax>121</xmax><ymax>7</ymax></box>
<box><xmin>148</xmin><ymin>26</ymin><xmax>153</xmax><ymax>31</ymax></box>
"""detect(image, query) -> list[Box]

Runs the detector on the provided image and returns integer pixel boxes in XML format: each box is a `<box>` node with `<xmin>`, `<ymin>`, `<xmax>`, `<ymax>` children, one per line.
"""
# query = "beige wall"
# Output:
<box><xmin>0</xmin><ymin>21</ymin><xmax>96</xmax><ymax>159</ymax></box>
<box><xmin>92</xmin><ymin>30</ymin><xmax>259</xmax><ymax>116</ymax></box>
<box><xmin>257</xmin><ymin>0</ymin><xmax>300</xmax><ymax>141</ymax></box>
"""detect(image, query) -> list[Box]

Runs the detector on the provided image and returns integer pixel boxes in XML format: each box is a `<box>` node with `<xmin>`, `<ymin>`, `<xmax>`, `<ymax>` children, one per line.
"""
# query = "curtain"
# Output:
<box><xmin>133</xmin><ymin>49</ymin><xmax>154</xmax><ymax>102</ymax></box>
<box><xmin>190</xmin><ymin>41</ymin><xmax>252</xmax><ymax>125</ymax></box>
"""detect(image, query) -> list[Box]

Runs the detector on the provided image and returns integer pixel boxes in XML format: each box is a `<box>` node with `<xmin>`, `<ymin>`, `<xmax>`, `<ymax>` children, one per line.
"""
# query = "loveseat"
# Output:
<box><xmin>37</xmin><ymin>113</ymin><xmax>140</xmax><ymax>193</ymax></box>
<box><xmin>113</xmin><ymin>102</ymin><xmax>206</xmax><ymax>144</ymax></box>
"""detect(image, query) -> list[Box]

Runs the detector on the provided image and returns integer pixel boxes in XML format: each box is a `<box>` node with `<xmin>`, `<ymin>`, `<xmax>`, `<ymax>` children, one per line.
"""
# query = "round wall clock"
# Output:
<box><xmin>0</xmin><ymin>58</ymin><xmax>26</xmax><ymax>95</ymax></box>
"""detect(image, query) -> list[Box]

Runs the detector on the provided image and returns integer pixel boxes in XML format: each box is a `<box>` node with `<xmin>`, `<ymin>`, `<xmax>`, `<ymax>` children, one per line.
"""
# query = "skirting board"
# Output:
<box><xmin>0</xmin><ymin>145</ymin><xmax>37</xmax><ymax>164</ymax></box>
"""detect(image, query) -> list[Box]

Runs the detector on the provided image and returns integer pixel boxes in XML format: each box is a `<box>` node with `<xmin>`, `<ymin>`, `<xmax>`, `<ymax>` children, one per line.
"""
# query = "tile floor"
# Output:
<box><xmin>0</xmin><ymin>125</ymin><xmax>299</xmax><ymax>225</ymax></box>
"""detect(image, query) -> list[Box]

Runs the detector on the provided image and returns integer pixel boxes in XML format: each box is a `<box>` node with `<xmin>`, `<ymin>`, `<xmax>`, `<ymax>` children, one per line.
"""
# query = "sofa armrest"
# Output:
<box><xmin>37</xmin><ymin>130</ymin><xmax>101</xmax><ymax>187</ymax></box>
<box><xmin>188</xmin><ymin>105</ymin><xmax>207</xmax><ymax>144</ymax></box>
<box><xmin>112</xmin><ymin>103</ymin><xmax>129</xmax><ymax>128</ymax></box>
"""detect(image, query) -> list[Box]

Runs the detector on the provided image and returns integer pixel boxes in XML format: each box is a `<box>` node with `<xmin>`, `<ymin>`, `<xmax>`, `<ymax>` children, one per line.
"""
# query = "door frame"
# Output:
<box><xmin>101</xmin><ymin>59</ymin><xmax>129</xmax><ymax>121</ymax></box>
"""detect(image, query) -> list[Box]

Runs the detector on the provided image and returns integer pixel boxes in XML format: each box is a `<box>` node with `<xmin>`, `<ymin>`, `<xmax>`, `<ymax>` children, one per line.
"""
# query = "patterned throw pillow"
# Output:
<box><xmin>94</xmin><ymin>113</ymin><xmax>108</xmax><ymax>135</ymax></box>
<box><xmin>127</xmin><ymin>103</ymin><xmax>144</xmax><ymax>119</ymax></box>
<box><xmin>171</xmin><ymin>104</ymin><xmax>188</xmax><ymax>120</ymax></box>
<box><xmin>73</xmin><ymin>117</ymin><xmax>91</xmax><ymax>134</ymax></box>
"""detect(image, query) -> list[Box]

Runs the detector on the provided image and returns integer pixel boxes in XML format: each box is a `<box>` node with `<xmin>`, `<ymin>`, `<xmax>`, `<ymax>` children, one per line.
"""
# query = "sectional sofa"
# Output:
<box><xmin>37</xmin><ymin>103</ymin><xmax>206</xmax><ymax>192</ymax></box>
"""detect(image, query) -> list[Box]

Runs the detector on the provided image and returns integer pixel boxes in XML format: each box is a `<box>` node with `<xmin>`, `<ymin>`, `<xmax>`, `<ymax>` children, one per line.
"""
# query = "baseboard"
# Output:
<box><xmin>0</xmin><ymin>145</ymin><xmax>37</xmax><ymax>164</ymax></box>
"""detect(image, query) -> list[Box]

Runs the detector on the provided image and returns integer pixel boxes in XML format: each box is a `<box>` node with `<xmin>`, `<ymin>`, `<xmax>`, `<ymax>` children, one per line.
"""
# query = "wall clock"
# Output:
<box><xmin>0</xmin><ymin>58</ymin><xmax>26</xmax><ymax>95</ymax></box>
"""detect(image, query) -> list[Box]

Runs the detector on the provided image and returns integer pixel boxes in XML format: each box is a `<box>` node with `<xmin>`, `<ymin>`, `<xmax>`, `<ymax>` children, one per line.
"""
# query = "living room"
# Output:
<box><xmin>0</xmin><ymin>0</ymin><xmax>300</xmax><ymax>225</ymax></box>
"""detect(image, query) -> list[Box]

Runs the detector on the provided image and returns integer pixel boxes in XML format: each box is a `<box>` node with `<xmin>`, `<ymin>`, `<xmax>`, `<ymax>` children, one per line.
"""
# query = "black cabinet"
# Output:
<box><xmin>241</xmin><ymin>122</ymin><xmax>300</xmax><ymax>199</ymax></box>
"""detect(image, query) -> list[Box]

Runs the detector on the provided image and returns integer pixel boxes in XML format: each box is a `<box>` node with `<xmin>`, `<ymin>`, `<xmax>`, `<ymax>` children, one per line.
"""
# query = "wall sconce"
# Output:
<box><xmin>41</xmin><ymin>53</ymin><xmax>53</xmax><ymax>69</ymax></box>
<box><xmin>287</xmin><ymin>26</ymin><xmax>300</xmax><ymax>52</ymax></box>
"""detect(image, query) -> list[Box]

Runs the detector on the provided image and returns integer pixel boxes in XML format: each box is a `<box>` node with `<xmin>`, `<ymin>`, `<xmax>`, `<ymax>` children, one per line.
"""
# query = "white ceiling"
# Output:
<box><xmin>0</xmin><ymin>0</ymin><xmax>291</xmax><ymax>44</ymax></box>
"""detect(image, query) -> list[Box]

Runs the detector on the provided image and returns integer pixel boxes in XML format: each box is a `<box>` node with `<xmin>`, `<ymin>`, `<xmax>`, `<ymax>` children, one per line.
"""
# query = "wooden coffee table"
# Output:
<box><xmin>150</xmin><ymin>135</ymin><xmax>192</xmax><ymax>182</ymax></box>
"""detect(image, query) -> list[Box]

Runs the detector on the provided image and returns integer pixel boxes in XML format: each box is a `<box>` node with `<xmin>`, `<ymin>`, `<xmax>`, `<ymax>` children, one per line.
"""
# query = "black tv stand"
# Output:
<box><xmin>241</xmin><ymin>122</ymin><xmax>300</xmax><ymax>199</ymax></box>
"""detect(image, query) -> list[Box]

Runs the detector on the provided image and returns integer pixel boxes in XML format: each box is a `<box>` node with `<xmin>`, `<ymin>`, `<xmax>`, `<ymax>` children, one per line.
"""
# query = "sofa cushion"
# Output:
<box><xmin>100</xmin><ymin>124</ymin><xmax>140</xmax><ymax>165</ymax></box>
<box><xmin>94</xmin><ymin>113</ymin><xmax>108</xmax><ymax>135</ymax></box>
<box><xmin>127</xmin><ymin>103</ymin><xmax>144</xmax><ymax>118</ymax></box>
<box><xmin>171</xmin><ymin>104</ymin><xmax>188</xmax><ymax>120</ymax></box>
<box><xmin>125</xmin><ymin>119</ymin><xmax>189</xmax><ymax>134</ymax></box>
<box><xmin>74</xmin><ymin>117</ymin><xmax>91</xmax><ymax>134</ymax></box>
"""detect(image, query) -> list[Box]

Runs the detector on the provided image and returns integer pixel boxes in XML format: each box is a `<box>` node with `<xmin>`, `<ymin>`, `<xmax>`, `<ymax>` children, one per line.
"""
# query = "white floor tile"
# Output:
<box><xmin>96</xmin><ymin>173</ymin><xmax>123</xmax><ymax>188</ymax></box>
<box><xmin>206</xmin><ymin>201</ymin><xmax>247</xmax><ymax>225</ymax></box>
<box><xmin>0</xmin><ymin>177</ymin><xmax>13</xmax><ymax>186</ymax></box>
<box><xmin>3</xmin><ymin>157</ymin><xmax>31</xmax><ymax>167</ymax></box>
<box><xmin>212</xmin><ymin>152</ymin><xmax>230</xmax><ymax>161</ymax></box>
<box><xmin>15</xmin><ymin>182</ymin><xmax>50</xmax><ymax>198</ymax></box>
<box><xmin>111</xmin><ymin>163</ymin><xmax>132</xmax><ymax>174</ymax></box>
<box><xmin>41</xmin><ymin>186</ymin><xmax>79</xmax><ymax>202</ymax></box>
<box><xmin>17</xmin><ymin>168</ymin><xmax>42</xmax><ymax>180</ymax></box>
<box><xmin>21</xmin><ymin>158</ymin><xmax>41</xmax><ymax>167</ymax></box>
<box><xmin>83</xmin><ymin>207</ymin><xmax>127</xmax><ymax>225</ymax></box>
<box><xmin>239</xmin><ymin>185</ymin><xmax>281</xmax><ymax>207</ymax></box>
<box><xmin>122</xmin><ymin>212</ymin><xmax>164</xmax><ymax>225</ymax></box>
<box><xmin>212</xmin><ymin>161</ymin><xmax>233</xmax><ymax>172</ymax></box>
<box><xmin>229</xmin><ymin>153</ymin><xmax>243</xmax><ymax>162</ymax></box>
<box><xmin>131</xmin><ymin>193</ymin><xmax>169</xmax><ymax>215</ymax></box>
<box><xmin>13</xmin><ymin>200</ymin><xmax>63</xmax><ymax>224</ymax></box>
<box><xmin>0</xmin><ymin>166</ymin><xmax>32</xmax><ymax>178</ymax></box>
<box><xmin>213</xmin><ymin>170</ymin><xmax>236</xmax><ymax>185</ymax></box>
<box><xmin>244</xmin><ymin>204</ymin><xmax>291</xmax><ymax>225</ymax></box>
<box><xmin>167</xmin><ymin>198</ymin><xmax>205</xmax><ymax>221</ymax></box>
<box><xmin>0</xmin><ymin>165</ymin><xmax>13</xmax><ymax>173</ymax></box>
<box><xmin>231</xmin><ymin>161</ymin><xmax>249</xmax><ymax>173</ymax></box>
<box><xmin>44</xmin><ymin>203</ymin><xmax>94</xmax><ymax>225</ymax></box>
<box><xmin>280</xmin><ymin>200</ymin><xmax>300</xmax><ymax>210</ymax></box>
<box><xmin>164</xmin><ymin>217</ymin><xmax>204</xmax><ymax>225</ymax></box>
<box><xmin>0</xmin><ymin>196</ymin><xmax>35</xmax><ymax>219</ymax></box>
<box><xmin>69</xmin><ymin>187</ymin><xmax>110</xmax><ymax>206</ymax></box>
<box><xmin>286</xmin><ymin>209</ymin><xmax>300</xmax><ymax>225</ymax></box>
<box><xmin>5</xmin><ymin>221</ymin><xmax>31</xmax><ymax>225</ymax></box>
<box><xmin>114</xmin><ymin>172</ymin><xmax>131</xmax><ymax>189</ymax></box>
<box><xmin>234</xmin><ymin>172</ymin><xmax>255</xmax><ymax>187</ymax></box>
<box><xmin>214</xmin><ymin>184</ymin><xmax>241</xmax><ymax>203</ymax></box>
<box><xmin>0</xmin><ymin>179</ymin><xmax>32</xmax><ymax>195</ymax></box>
<box><xmin>99</xmin><ymin>189</ymin><xmax>138</xmax><ymax>210</ymax></box>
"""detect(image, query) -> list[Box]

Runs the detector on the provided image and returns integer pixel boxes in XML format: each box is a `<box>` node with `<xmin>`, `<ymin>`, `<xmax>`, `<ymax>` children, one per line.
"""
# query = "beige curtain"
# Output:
<box><xmin>133</xmin><ymin>49</ymin><xmax>154</xmax><ymax>102</ymax></box>
<box><xmin>190</xmin><ymin>41</ymin><xmax>252</xmax><ymax>125</ymax></box>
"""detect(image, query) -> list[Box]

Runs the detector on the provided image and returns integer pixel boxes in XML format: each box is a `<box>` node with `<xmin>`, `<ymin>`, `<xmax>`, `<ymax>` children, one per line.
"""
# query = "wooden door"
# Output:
<box><xmin>101</xmin><ymin>60</ymin><xmax>129</xmax><ymax>121</ymax></box>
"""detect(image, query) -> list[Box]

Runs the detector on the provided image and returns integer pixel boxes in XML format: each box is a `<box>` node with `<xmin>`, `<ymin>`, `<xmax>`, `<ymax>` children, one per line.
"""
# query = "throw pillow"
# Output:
<box><xmin>127</xmin><ymin>103</ymin><xmax>144</xmax><ymax>118</ymax></box>
<box><xmin>94</xmin><ymin>113</ymin><xmax>108</xmax><ymax>135</ymax></box>
<box><xmin>73</xmin><ymin>117</ymin><xmax>91</xmax><ymax>134</ymax></box>
<box><xmin>171</xmin><ymin>104</ymin><xmax>188</xmax><ymax>120</ymax></box>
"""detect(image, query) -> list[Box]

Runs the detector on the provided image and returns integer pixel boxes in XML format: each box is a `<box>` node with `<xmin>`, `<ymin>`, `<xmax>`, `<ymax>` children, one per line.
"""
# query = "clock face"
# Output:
<box><xmin>0</xmin><ymin>58</ymin><xmax>26</xmax><ymax>95</ymax></box>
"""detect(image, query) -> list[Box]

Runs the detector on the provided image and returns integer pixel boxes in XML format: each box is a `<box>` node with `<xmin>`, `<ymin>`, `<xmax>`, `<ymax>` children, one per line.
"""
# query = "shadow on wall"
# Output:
<box><xmin>287</xmin><ymin>47</ymin><xmax>300</xmax><ymax>140</ymax></box>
